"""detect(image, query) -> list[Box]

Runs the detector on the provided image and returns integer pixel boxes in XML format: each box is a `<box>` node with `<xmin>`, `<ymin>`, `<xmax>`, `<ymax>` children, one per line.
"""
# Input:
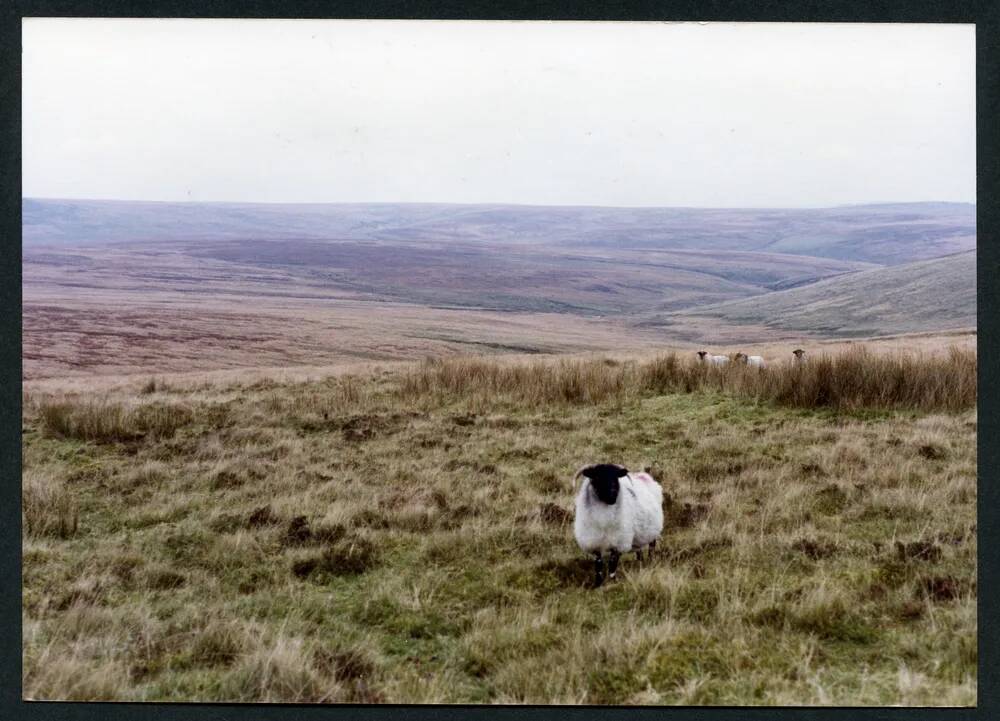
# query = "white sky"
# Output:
<box><xmin>22</xmin><ymin>19</ymin><xmax>975</xmax><ymax>207</ymax></box>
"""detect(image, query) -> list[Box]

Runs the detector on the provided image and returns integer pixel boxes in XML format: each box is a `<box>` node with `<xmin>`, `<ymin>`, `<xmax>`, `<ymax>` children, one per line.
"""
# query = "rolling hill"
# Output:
<box><xmin>661</xmin><ymin>251</ymin><xmax>976</xmax><ymax>340</ymax></box>
<box><xmin>21</xmin><ymin>198</ymin><xmax>976</xmax><ymax>378</ymax></box>
<box><xmin>23</xmin><ymin>198</ymin><xmax>975</xmax><ymax>266</ymax></box>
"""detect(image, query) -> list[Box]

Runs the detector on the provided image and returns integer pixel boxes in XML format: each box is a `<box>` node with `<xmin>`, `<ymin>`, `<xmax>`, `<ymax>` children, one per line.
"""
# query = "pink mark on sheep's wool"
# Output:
<box><xmin>634</xmin><ymin>472</ymin><xmax>654</xmax><ymax>483</ymax></box>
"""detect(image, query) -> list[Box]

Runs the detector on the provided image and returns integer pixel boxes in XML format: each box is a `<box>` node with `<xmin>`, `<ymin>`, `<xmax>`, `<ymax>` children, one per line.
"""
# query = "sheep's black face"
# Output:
<box><xmin>583</xmin><ymin>464</ymin><xmax>629</xmax><ymax>505</ymax></box>
<box><xmin>697</xmin><ymin>351</ymin><xmax>708</xmax><ymax>360</ymax></box>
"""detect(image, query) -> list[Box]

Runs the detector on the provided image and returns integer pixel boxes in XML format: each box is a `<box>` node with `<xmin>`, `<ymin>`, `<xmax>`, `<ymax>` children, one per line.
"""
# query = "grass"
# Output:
<box><xmin>21</xmin><ymin>349</ymin><xmax>977</xmax><ymax>704</ymax></box>
<box><xmin>400</xmin><ymin>346</ymin><xmax>976</xmax><ymax>412</ymax></box>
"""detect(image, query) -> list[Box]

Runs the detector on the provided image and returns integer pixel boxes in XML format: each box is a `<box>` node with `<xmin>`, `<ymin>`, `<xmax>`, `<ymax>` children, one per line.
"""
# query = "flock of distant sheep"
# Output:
<box><xmin>696</xmin><ymin>348</ymin><xmax>808</xmax><ymax>369</ymax></box>
<box><xmin>573</xmin><ymin>347</ymin><xmax>807</xmax><ymax>587</ymax></box>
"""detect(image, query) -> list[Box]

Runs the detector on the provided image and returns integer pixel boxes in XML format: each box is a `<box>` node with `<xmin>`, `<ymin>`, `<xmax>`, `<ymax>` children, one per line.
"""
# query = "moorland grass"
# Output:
<box><xmin>21</xmin><ymin>349</ymin><xmax>976</xmax><ymax>704</ymax></box>
<box><xmin>399</xmin><ymin>347</ymin><xmax>976</xmax><ymax>412</ymax></box>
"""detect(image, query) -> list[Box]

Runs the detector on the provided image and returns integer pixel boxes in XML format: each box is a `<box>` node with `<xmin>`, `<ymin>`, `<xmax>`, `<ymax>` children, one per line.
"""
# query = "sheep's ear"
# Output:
<box><xmin>615</xmin><ymin>465</ymin><xmax>629</xmax><ymax>477</ymax></box>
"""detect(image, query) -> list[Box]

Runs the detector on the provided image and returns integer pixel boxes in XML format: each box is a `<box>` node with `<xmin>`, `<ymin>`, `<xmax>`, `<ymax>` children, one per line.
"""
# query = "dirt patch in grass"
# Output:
<box><xmin>313</xmin><ymin>647</ymin><xmax>384</xmax><ymax>703</ymax></box>
<box><xmin>896</xmin><ymin>540</ymin><xmax>943</xmax><ymax>562</ymax></box>
<box><xmin>284</xmin><ymin>516</ymin><xmax>313</xmax><ymax>546</ymax></box>
<box><xmin>291</xmin><ymin>538</ymin><xmax>381</xmax><ymax>581</ymax></box>
<box><xmin>799</xmin><ymin>462</ymin><xmax>826</xmax><ymax>477</ymax></box>
<box><xmin>664</xmin><ymin>495</ymin><xmax>711</xmax><ymax>528</ymax></box>
<box><xmin>791</xmin><ymin>537</ymin><xmax>839</xmax><ymax>560</ymax></box>
<box><xmin>897</xmin><ymin>600</ymin><xmax>925</xmax><ymax>621</ymax></box>
<box><xmin>212</xmin><ymin>469</ymin><xmax>246</xmax><ymax>490</ymax></box>
<box><xmin>247</xmin><ymin>506</ymin><xmax>277</xmax><ymax>528</ymax></box>
<box><xmin>539</xmin><ymin>503</ymin><xmax>572</xmax><ymax>526</ymax></box>
<box><xmin>918</xmin><ymin>443</ymin><xmax>948</xmax><ymax>460</ymax></box>
<box><xmin>919</xmin><ymin>575</ymin><xmax>973</xmax><ymax>602</ymax></box>
<box><xmin>338</xmin><ymin>413</ymin><xmax>414</xmax><ymax>442</ymax></box>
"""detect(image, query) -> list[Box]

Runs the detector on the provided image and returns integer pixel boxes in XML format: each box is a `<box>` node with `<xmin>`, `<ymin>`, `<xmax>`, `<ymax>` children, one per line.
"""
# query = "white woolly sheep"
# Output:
<box><xmin>734</xmin><ymin>352</ymin><xmax>766</xmax><ymax>368</ymax></box>
<box><xmin>573</xmin><ymin>463</ymin><xmax>664</xmax><ymax>587</ymax></box>
<box><xmin>697</xmin><ymin>351</ymin><xmax>729</xmax><ymax>367</ymax></box>
<box><xmin>792</xmin><ymin>348</ymin><xmax>807</xmax><ymax>364</ymax></box>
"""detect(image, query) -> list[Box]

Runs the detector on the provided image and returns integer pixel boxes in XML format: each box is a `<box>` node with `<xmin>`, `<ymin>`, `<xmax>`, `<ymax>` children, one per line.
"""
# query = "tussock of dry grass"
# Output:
<box><xmin>36</xmin><ymin>400</ymin><xmax>194</xmax><ymax>444</ymax></box>
<box><xmin>400</xmin><ymin>347</ymin><xmax>976</xmax><ymax>412</ymax></box>
<box><xmin>22</xmin><ymin>470</ymin><xmax>78</xmax><ymax>539</ymax></box>
<box><xmin>21</xmin><ymin>347</ymin><xmax>977</xmax><ymax>704</ymax></box>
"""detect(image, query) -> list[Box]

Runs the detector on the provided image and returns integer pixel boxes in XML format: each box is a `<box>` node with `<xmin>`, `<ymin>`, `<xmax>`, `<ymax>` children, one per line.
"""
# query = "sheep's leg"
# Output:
<box><xmin>593</xmin><ymin>552</ymin><xmax>605</xmax><ymax>588</ymax></box>
<box><xmin>649</xmin><ymin>540</ymin><xmax>657</xmax><ymax>562</ymax></box>
<box><xmin>635</xmin><ymin>548</ymin><xmax>643</xmax><ymax>563</ymax></box>
<box><xmin>608</xmin><ymin>549</ymin><xmax>621</xmax><ymax>580</ymax></box>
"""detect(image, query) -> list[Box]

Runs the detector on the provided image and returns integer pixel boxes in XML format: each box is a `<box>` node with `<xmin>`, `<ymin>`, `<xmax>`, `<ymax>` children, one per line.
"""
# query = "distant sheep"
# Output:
<box><xmin>733</xmin><ymin>352</ymin><xmax>766</xmax><ymax>368</ymax></box>
<box><xmin>697</xmin><ymin>351</ymin><xmax>730</xmax><ymax>367</ymax></box>
<box><xmin>792</xmin><ymin>349</ymin><xmax>807</xmax><ymax>364</ymax></box>
<box><xmin>573</xmin><ymin>463</ymin><xmax>664</xmax><ymax>587</ymax></box>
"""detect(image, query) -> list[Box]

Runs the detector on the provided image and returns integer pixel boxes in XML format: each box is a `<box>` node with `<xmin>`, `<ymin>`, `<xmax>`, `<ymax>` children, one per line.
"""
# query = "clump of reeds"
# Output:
<box><xmin>397</xmin><ymin>346</ymin><xmax>976</xmax><ymax>412</ymax></box>
<box><xmin>22</xmin><ymin>470</ymin><xmax>78</xmax><ymax>538</ymax></box>
<box><xmin>399</xmin><ymin>357</ymin><xmax>634</xmax><ymax>406</ymax></box>
<box><xmin>38</xmin><ymin>400</ymin><xmax>193</xmax><ymax>444</ymax></box>
<box><xmin>745</xmin><ymin>346</ymin><xmax>977</xmax><ymax>412</ymax></box>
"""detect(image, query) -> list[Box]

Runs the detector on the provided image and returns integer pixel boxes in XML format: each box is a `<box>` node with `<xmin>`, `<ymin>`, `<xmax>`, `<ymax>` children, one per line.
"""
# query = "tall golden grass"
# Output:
<box><xmin>400</xmin><ymin>347</ymin><xmax>976</xmax><ymax>412</ymax></box>
<box><xmin>21</xmin><ymin>345</ymin><xmax>978</xmax><ymax>704</ymax></box>
<box><xmin>22</xmin><ymin>470</ymin><xmax>78</xmax><ymax>538</ymax></box>
<box><xmin>37</xmin><ymin>400</ymin><xmax>193</xmax><ymax>443</ymax></box>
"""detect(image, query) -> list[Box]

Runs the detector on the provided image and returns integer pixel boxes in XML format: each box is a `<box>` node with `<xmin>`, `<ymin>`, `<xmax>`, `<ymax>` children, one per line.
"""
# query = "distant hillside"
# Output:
<box><xmin>23</xmin><ymin>198</ymin><xmax>975</xmax><ymax>266</ymax></box>
<box><xmin>662</xmin><ymin>251</ymin><xmax>975</xmax><ymax>339</ymax></box>
<box><xmin>21</xmin><ymin>199</ymin><xmax>977</xmax><ymax>377</ymax></box>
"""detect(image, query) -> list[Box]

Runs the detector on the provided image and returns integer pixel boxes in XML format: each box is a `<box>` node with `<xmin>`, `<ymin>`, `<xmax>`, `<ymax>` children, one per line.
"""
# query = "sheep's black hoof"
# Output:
<box><xmin>608</xmin><ymin>550</ymin><xmax>621</xmax><ymax>580</ymax></box>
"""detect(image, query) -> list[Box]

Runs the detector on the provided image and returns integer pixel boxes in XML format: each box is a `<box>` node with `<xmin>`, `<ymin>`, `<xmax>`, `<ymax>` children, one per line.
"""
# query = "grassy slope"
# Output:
<box><xmin>22</xmin><ymin>355</ymin><xmax>976</xmax><ymax>705</ymax></box>
<box><xmin>663</xmin><ymin>251</ymin><xmax>975</xmax><ymax>339</ymax></box>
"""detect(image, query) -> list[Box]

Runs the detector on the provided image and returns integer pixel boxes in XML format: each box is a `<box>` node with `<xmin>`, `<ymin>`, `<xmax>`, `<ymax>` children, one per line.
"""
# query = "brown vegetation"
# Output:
<box><xmin>21</xmin><ymin>347</ymin><xmax>976</xmax><ymax>704</ymax></box>
<box><xmin>399</xmin><ymin>347</ymin><xmax>976</xmax><ymax>412</ymax></box>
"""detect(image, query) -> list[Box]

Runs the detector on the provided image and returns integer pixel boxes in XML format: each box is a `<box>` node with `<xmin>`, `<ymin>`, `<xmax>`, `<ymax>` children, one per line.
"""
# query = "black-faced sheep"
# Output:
<box><xmin>573</xmin><ymin>464</ymin><xmax>664</xmax><ymax>587</ymax></box>
<box><xmin>733</xmin><ymin>352</ymin><xmax>766</xmax><ymax>368</ymax></box>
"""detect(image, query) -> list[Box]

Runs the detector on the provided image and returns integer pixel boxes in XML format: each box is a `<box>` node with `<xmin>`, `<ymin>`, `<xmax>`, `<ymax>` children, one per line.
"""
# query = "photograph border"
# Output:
<box><xmin>2</xmin><ymin>1</ymin><xmax>996</xmax><ymax>719</ymax></box>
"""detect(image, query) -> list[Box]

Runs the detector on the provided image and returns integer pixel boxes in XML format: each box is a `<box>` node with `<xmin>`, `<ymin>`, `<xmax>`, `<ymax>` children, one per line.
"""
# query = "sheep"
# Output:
<box><xmin>733</xmin><ymin>352</ymin><xmax>766</xmax><ymax>368</ymax></box>
<box><xmin>573</xmin><ymin>463</ymin><xmax>664</xmax><ymax>587</ymax></box>
<box><xmin>792</xmin><ymin>348</ymin><xmax>806</xmax><ymax>364</ymax></box>
<box><xmin>697</xmin><ymin>351</ymin><xmax>729</xmax><ymax>367</ymax></box>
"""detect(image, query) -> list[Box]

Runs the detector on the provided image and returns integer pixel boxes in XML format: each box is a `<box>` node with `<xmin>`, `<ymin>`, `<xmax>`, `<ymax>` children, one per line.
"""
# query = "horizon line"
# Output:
<box><xmin>21</xmin><ymin>196</ymin><xmax>977</xmax><ymax>212</ymax></box>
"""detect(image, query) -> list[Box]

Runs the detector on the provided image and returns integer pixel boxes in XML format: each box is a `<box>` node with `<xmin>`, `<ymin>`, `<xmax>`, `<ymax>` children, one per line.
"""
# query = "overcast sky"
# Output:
<box><xmin>22</xmin><ymin>19</ymin><xmax>975</xmax><ymax>207</ymax></box>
